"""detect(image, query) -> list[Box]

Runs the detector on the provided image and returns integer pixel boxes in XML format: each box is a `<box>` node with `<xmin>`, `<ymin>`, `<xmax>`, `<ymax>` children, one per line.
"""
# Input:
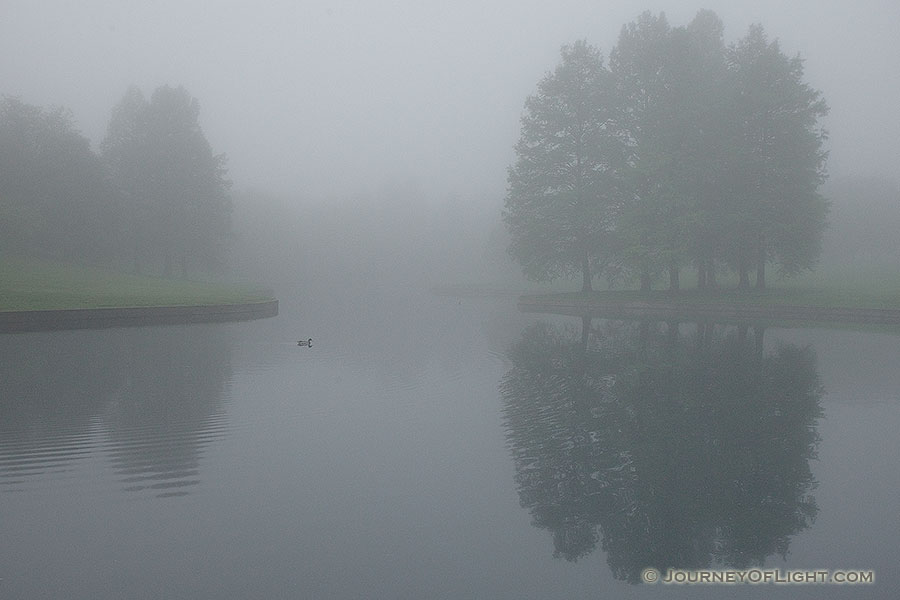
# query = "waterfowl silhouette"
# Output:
<box><xmin>297</xmin><ymin>338</ymin><xmax>312</xmax><ymax>347</ymax></box>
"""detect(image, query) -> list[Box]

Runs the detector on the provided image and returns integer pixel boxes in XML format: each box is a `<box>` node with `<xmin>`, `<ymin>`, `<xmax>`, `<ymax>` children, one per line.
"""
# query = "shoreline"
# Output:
<box><xmin>0</xmin><ymin>299</ymin><xmax>278</xmax><ymax>333</ymax></box>
<box><xmin>517</xmin><ymin>294</ymin><xmax>900</xmax><ymax>326</ymax></box>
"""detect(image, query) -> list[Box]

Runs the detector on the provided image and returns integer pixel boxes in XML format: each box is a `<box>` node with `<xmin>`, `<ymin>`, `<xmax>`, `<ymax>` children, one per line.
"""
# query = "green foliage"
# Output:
<box><xmin>0</xmin><ymin>87</ymin><xmax>232</xmax><ymax>279</ymax></box>
<box><xmin>611</xmin><ymin>12</ymin><xmax>689</xmax><ymax>288</ymax></box>
<box><xmin>0</xmin><ymin>97</ymin><xmax>119</xmax><ymax>259</ymax></box>
<box><xmin>724</xmin><ymin>25</ymin><xmax>829</xmax><ymax>284</ymax></box>
<box><xmin>102</xmin><ymin>85</ymin><xmax>232</xmax><ymax>277</ymax></box>
<box><xmin>506</xmin><ymin>11</ymin><xmax>830</xmax><ymax>293</ymax></box>
<box><xmin>504</xmin><ymin>41</ymin><xmax>626</xmax><ymax>291</ymax></box>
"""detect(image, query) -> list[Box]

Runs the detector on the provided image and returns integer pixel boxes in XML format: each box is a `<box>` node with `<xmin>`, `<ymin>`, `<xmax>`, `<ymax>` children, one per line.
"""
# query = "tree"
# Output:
<box><xmin>101</xmin><ymin>86</ymin><xmax>152</xmax><ymax>273</ymax></box>
<box><xmin>102</xmin><ymin>85</ymin><xmax>232</xmax><ymax>277</ymax></box>
<box><xmin>682</xmin><ymin>10</ymin><xmax>731</xmax><ymax>290</ymax></box>
<box><xmin>610</xmin><ymin>12</ymin><xmax>676</xmax><ymax>293</ymax></box>
<box><xmin>611</xmin><ymin>11</ymin><xmax>731</xmax><ymax>293</ymax></box>
<box><xmin>724</xmin><ymin>26</ymin><xmax>829</xmax><ymax>289</ymax></box>
<box><xmin>504</xmin><ymin>14</ymin><xmax>829</xmax><ymax>294</ymax></box>
<box><xmin>504</xmin><ymin>41</ymin><xmax>625</xmax><ymax>292</ymax></box>
<box><xmin>0</xmin><ymin>96</ymin><xmax>117</xmax><ymax>259</ymax></box>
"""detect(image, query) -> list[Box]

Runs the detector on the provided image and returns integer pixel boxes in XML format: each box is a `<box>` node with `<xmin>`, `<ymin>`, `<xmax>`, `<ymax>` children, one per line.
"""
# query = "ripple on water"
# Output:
<box><xmin>0</xmin><ymin>410</ymin><xmax>230</xmax><ymax>499</ymax></box>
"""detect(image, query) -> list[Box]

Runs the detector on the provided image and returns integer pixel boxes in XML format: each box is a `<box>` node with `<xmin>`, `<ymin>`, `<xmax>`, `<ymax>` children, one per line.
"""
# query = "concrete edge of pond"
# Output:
<box><xmin>517</xmin><ymin>296</ymin><xmax>900</xmax><ymax>326</ymax></box>
<box><xmin>0</xmin><ymin>299</ymin><xmax>278</xmax><ymax>333</ymax></box>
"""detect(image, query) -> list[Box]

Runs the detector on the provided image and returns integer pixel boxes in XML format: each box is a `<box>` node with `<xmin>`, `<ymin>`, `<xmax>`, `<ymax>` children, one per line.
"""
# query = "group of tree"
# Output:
<box><xmin>0</xmin><ymin>98</ymin><xmax>117</xmax><ymax>261</ymax></box>
<box><xmin>0</xmin><ymin>85</ymin><xmax>231</xmax><ymax>276</ymax></box>
<box><xmin>504</xmin><ymin>10</ymin><xmax>829</xmax><ymax>292</ymax></box>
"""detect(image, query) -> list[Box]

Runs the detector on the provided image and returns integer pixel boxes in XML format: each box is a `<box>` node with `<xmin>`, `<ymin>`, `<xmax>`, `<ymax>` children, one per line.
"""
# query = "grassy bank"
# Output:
<box><xmin>522</xmin><ymin>285</ymin><xmax>900</xmax><ymax>311</ymax></box>
<box><xmin>518</xmin><ymin>265</ymin><xmax>900</xmax><ymax>311</ymax></box>
<box><xmin>0</xmin><ymin>256</ymin><xmax>274</xmax><ymax>312</ymax></box>
<box><xmin>431</xmin><ymin>263</ymin><xmax>896</xmax><ymax>310</ymax></box>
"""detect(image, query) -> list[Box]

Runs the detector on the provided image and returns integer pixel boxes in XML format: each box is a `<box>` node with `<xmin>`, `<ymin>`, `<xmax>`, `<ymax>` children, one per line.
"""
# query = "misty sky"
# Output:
<box><xmin>3</xmin><ymin>0</ymin><xmax>898</xmax><ymax>204</ymax></box>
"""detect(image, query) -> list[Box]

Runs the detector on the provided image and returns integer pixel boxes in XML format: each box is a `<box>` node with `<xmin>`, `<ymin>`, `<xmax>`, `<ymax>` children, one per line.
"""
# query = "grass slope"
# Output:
<box><xmin>524</xmin><ymin>286</ymin><xmax>900</xmax><ymax>311</ymax></box>
<box><xmin>0</xmin><ymin>256</ymin><xmax>274</xmax><ymax>312</ymax></box>
<box><xmin>500</xmin><ymin>265</ymin><xmax>900</xmax><ymax>311</ymax></box>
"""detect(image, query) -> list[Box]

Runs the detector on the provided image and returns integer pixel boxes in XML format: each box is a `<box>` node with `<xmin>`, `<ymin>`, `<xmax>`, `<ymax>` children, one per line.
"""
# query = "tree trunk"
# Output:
<box><xmin>575</xmin><ymin>315</ymin><xmax>591</xmax><ymax>389</ymax></box>
<box><xmin>756</xmin><ymin>235</ymin><xmax>766</xmax><ymax>290</ymax></box>
<box><xmin>753</xmin><ymin>325</ymin><xmax>766</xmax><ymax>387</ymax></box>
<box><xmin>753</xmin><ymin>326</ymin><xmax>766</xmax><ymax>363</ymax></box>
<box><xmin>707</xmin><ymin>261</ymin><xmax>717</xmax><ymax>289</ymax></box>
<box><xmin>738</xmin><ymin>255</ymin><xmax>750</xmax><ymax>290</ymax></box>
<box><xmin>669</xmin><ymin>264</ymin><xmax>680</xmax><ymax>293</ymax></box>
<box><xmin>581</xmin><ymin>315</ymin><xmax>591</xmax><ymax>353</ymax></box>
<box><xmin>581</xmin><ymin>252</ymin><xmax>592</xmax><ymax>293</ymax></box>
<box><xmin>638</xmin><ymin>321</ymin><xmax>650</xmax><ymax>360</ymax></box>
<box><xmin>697</xmin><ymin>262</ymin><xmax>707</xmax><ymax>290</ymax></box>
<box><xmin>640</xmin><ymin>272</ymin><xmax>651</xmax><ymax>295</ymax></box>
<box><xmin>666</xmin><ymin>321</ymin><xmax>679</xmax><ymax>350</ymax></box>
<box><xmin>696</xmin><ymin>321</ymin><xmax>708</xmax><ymax>352</ymax></box>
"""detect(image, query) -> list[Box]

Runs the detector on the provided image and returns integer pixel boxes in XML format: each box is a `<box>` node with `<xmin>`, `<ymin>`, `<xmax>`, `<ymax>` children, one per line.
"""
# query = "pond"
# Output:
<box><xmin>1</xmin><ymin>285</ymin><xmax>897</xmax><ymax>598</ymax></box>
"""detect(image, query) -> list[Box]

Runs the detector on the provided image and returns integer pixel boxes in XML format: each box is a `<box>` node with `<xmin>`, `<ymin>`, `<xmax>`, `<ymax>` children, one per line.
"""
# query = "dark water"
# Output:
<box><xmin>2</xmin><ymin>287</ymin><xmax>898</xmax><ymax>599</ymax></box>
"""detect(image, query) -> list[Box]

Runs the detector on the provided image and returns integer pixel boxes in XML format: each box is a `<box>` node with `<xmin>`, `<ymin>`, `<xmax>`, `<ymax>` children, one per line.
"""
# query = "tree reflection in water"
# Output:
<box><xmin>500</xmin><ymin>317</ymin><xmax>823</xmax><ymax>583</ymax></box>
<box><xmin>101</xmin><ymin>326</ymin><xmax>231</xmax><ymax>497</ymax></box>
<box><xmin>0</xmin><ymin>326</ymin><xmax>231</xmax><ymax>499</ymax></box>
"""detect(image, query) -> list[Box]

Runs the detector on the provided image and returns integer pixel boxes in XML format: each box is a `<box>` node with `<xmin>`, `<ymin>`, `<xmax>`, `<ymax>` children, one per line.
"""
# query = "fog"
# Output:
<box><xmin>6</xmin><ymin>6</ymin><xmax>900</xmax><ymax>595</ymax></box>
<box><xmin>3</xmin><ymin>0</ymin><xmax>900</xmax><ymax>288</ymax></box>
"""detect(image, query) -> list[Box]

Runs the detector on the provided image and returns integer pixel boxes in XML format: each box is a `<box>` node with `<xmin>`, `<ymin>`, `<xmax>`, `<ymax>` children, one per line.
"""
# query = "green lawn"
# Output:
<box><xmin>524</xmin><ymin>288</ymin><xmax>900</xmax><ymax>311</ymax></box>
<box><xmin>0</xmin><ymin>256</ymin><xmax>274</xmax><ymax>311</ymax></box>
<box><xmin>518</xmin><ymin>266</ymin><xmax>900</xmax><ymax>311</ymax></box>
<box><xmin>524</xmin><ymin>284</ymin><xmax>900</xmax><ymax>312</ymax></box>
<box><xmin>446</xmin><ymin>264</ymin><xmax>900</xmax><ymax>311</ymax></box>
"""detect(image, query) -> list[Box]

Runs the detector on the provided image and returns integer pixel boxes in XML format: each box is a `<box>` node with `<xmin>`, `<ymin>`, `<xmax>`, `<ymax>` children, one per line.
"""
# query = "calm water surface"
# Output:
<box><xmin>2</xmin><ymin>286</ymin><xmax>899</xmax><ymax>598</ymax></box>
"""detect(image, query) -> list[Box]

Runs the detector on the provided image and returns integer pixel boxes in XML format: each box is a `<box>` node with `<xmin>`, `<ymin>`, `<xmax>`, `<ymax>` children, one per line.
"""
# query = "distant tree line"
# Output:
<box><xmin>504</xmin><ymin>10</ymin><xmax>829</xmax><ymax>292</ymax></box>
<box><xmin>0</xmin><ymin>85</ymin><xmax>231</xmax><ymax>276</ymax></box>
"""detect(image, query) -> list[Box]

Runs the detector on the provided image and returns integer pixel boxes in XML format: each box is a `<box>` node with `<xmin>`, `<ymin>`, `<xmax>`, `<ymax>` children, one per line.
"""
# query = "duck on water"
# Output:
<box><xmin>298</xmin><ymin>338</ymin><xmax>313</xmax><ymax>347</ymax></box>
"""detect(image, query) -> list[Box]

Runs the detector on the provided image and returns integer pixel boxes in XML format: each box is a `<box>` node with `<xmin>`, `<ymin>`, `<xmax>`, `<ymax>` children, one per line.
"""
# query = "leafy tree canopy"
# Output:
<box><xmin>505</xmin><ymin>11</ymin><xmax>829</xmax><ymax>293</ymax></box>
<box><xmin>0</xmin><ymin>96</ymin><xmax>116</xmax><ymax>259</ymax></box>
<box><xmin>504</xmin><ymin>41</ymin><xmax>626</xmax><ymax>291</ymax></box>
<box><xmin>102</xmin><ymin>85</ymin><xmax>232</xmax><ymax>276</ymax></box>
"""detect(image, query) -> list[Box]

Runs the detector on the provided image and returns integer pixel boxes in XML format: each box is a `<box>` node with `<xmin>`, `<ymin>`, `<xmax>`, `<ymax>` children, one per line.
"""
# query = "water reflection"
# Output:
<box><xmin>0</xmin><ymin>325</ymin><xmax>231</xmax><ymax>498</ymax></box>
<box><xmin>500</xmin><ymin>316</ymin><xmax>823</xmax><ymax>583</ymax></box>
<box><xmin>100</xmin><ymin>327</ymin><xmax>231</xmax><ymax>497</ymax></box>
